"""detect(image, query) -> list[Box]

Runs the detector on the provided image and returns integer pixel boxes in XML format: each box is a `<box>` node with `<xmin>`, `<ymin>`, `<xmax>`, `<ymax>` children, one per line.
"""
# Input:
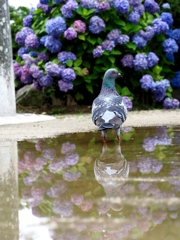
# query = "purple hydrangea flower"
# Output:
<box><xmin>20</xmin><ymin>65</ymin><xmax>33</xmax><ymax>84</ymax></box>
<box><xmin>121</xmin><ymin>54</ymin><xmax>134</xmax><ymax>68</ymax></box>
<box><xmin>37</xmin><ymin>51</ymin><xmax>49</xmax><ymax>62</ymax></box>
<box><xmin>114</xmin><ymin>0</ymin><xmax>130</xmax><ymax>14</ymax></box>
<box><xmin>80</xmin><ymin>0</ymin><xmax>95</xmax><ymax>9</ymax></box>
<box><xmin>89</xmin><ymin>16</ymin><xmax>105</xmax><ymax>34</ymax></box>
<box><xmin>61</xmin><ymin>142</ymin><xmax>76</xmax><ymax>154</ymax></box>
<box><xmin>140</xmin><ymin>74</ymin><xmax>154</xmax><ymax>90</ymax></box>
<box><xmin>171</xmin><ymin>71</ymin><xmax>180</xmax><ymax>88</ymax></box>
<box><xmin>129</xmin><ymin>0</ymin><xmax>142</xmax><ymax>7</ymax></box>
<box><xmin>18</xmin><ymin>47</ymin><xmax>29</xmax><ymax>57</ymax></box>
<box><xmin>151</xmin><ymin>79</ymin><xmax>170</xmax><ymax>101</ymax></box>
<box><xmin>144</xmin><ymin>0</ymin><xmax>160</xmax><ymax>14</ymax></box>
<box><xmin>133</xmin><ymin>53</ymin><xmax>148</xmax><ymax>71</ymax></box>
<box><xmin>61</xmin><ymin>0</ymin><xmax>78</xmax><ymax>18</ymax></box>
<box><xmin>165</xmin><ymin>53</ymin><xmax>174</xmax><ymax>62</ymax></box>
<box><xmin>96</xmin><ymin>1</ymin><xmax>110</xmax><ymax>11</ymax></box>
<box><xmin>29</xmin><ymin>65</ymin><xmax>43</xmax><ymax>79</ymax></box>
<box><xmin>161</xmin><ymin>12</ymin><xmax>173</xmax><ymax>27</ymax></box>
<box><xmin>134</xmin><ymin>4</ymin><xmax>145</xmax><ymax>16</ymax></box>
<box><xmin>93</xmin><ymin>46</ymin><xmax>104</xmax><ymax>58</ymax></box>
<box><xmin>33</xmin><ymin>81</ymin><xmax>43</xmax><ymax>91</ymax></box>
<box><xmin>45</xmin><ymin>62</ymin><xmax>61</xmax><ymax>77</ymax></box>
<box><xmin>163</xmin><ymin>98</ymin><xmax>173</xmax><ymax>109</ymax></box>
<box><xmin>58</xmin><ymin>51</ymin><xmax>76</xmax><ymax>63</ymax></box>
<box><xmin>58</xmin><ymin>80</ymin><xmax>73</xmax><ymax>92</ymax></box>
<box><xmin>118</xmin><ymin>34</ymin><xmax>130</xmax><ymax>44</ymax></box>
<box><xmin>139</xmin><ymin>26</ymin><xmax>155</xmax><ymax>41</ymax></box>
<box><xmin>47</xmin><ymin>180</ymin><xmax>67</xmax><ymax>198</ymax></box>
<box><xmin>147</xmin><ymin>52</ymin><xmax>159</xmax><ymax>68</ymax></box>
<box><xmin>166</xmin><ymin>29</ymin><xmax>180</xmax><ymax>44</ymax></box>
<box><xmin>46</xmin><ymin>17</ymin><xmax>66</xmax><ymax>37</ymax></box>
<box><xmin>37</xmin><ymin>3</ymin><xmax>52</xmax><ymax>13</ymax></box>
<box><xmin>44</xmin><ymin>36</ymin><xmax>62</xmax><ymax>53</ymax></box>
<box><xmin>64</xmin><ymin>27</ymin><xmax>77</xmax><ymax>40</ymax></box>
<box><xmin>62</xmin><ymin>170</ymin><xmax>81</xmax><ymax>181</ymax></box>
<box><xmin>61</xmin><ymin>68</ymin><xmax>76</xmax><ymax>82</ymax></box>
<box><xmin>101</xmin><ymin>40</ymin><xmax>115</xmax><ymax>52</ymax></box>
<box><xmin>128</xmin><ymin>11</ymin><xmax>140</xmax><ymax>24</ymax></box>
<box><xmin>162</xmin><ymin>3</ymin><xmax>171</xmax><ymax>9</ymax></box>
<box><xmin>15</xmin><ymin>27</ymin><xmax>34</xmax><ymax>45</ymax></box>
<box><xmin>23</xmin><ymin>15</ymin><xmax>33</xmax><ymax>27</ymax></box>
<box><xmin>172</xmin><ymin>99</ymin><xmax>180</xmax><ymax>109</ymax></box>
<box><xmin>122</xmin><ymin>96</ymin><xmax>133</xmax><ymax>111</ymax></box>
<box><xmin>153</xmin><ymin>18</ymin><xmax>169</xmax><ymax>34</ymax></box>
<box><xmin>14</xmin><ymin>62</ymin><xmax>22</xmax><ymax>77</ymax></box>
<box><xmin>64</xmin><ymin>153</ymin><xmax>79</xmax><ymax>165</ymax></box>
<box><xmin>53</xmin><ymin>199</ymin><xmax>73</xmax><ymax>217</ymax></box>
<box><xmin>22</xmin><ymin>54</ymin><xmax>36</xmax><ymax>66</ymax></box>
<box><xmin>38</xmin><ymin>75</ymin><xmax>53</xmax><ymax>87</ymax></box>
<box><xmin>132</xmin><ymin>34</ymin><xmax>147</xmax><ymax>49</ymax></box>
<box><xmin>107</xmin><ymin>29</ymin><xmax>121</xmax><ymax>45</ymax></box>
<box><xmin>162</xmin><ymin>38</ymin><xmax>179</xmax><ymax>53</ymax></box>
<box><xmin>73</xmin><ymin>20</ymin><xmax>86</xmax><ymax>33</ymax></box>
<box><xmin>25</xmin><ymin>34</ymin><xmax>40</xmax><ymax>49</ymax></box>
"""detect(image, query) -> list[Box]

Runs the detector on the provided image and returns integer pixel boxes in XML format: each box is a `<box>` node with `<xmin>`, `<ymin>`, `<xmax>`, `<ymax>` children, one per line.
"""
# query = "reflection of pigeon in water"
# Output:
<box><xmin>92</xmin><ymin>68</ymin><xmax>127</xmax><ymax>143</ymax></box>
<box><xmin>94</xmin><ymin>144</ymin><xmax>129</xmax><ymax>211</ymax></box>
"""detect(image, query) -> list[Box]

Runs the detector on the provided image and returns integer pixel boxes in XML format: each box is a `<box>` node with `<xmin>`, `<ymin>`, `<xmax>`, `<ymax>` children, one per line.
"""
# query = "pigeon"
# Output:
<box><xmin>92</xmin><ymin>68</ymin><xmax>127</xmax><ymax>142</ymax></box>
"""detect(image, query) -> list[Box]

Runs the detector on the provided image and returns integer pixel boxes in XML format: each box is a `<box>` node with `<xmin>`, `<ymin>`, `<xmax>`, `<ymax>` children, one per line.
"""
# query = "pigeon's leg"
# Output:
<box><xmin>102</xmin><ymin>129</ymin><xmax>107</xmax><ymax>143</ymax></box>
<box><xmin>115</xmin><ymin>127</ymin><xmax>121</xmax><ymax>142</ymax></box>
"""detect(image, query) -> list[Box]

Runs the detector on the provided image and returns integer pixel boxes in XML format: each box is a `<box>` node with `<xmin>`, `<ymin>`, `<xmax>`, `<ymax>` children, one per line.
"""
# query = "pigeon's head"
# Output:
<box><xmin>104</xmin><ymin>68</ymin><xmax>122</xmax><ymax>81</ymax></box>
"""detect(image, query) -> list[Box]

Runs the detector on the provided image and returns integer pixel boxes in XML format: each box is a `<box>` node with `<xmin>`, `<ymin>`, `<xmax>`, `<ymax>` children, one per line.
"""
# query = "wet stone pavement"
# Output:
<box><xmin>1</xmin><ymin>126</ymin><xmax>180</xmax><ymax>239</ymax></box>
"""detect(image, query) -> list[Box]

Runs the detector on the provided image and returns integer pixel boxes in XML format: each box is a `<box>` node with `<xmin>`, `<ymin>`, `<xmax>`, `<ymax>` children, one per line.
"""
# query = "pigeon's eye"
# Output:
<box><xmin>112</xmin><ymin>71</ymin><xmax>117</xmax><ymax>74</ymax></box>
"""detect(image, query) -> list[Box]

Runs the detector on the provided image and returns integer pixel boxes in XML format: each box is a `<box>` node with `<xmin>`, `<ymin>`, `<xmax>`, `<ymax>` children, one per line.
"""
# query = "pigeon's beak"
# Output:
<box><xmin>117</xmin><ymin>73</ymin><xmax>123</xmax><ymax>78</ymax></box>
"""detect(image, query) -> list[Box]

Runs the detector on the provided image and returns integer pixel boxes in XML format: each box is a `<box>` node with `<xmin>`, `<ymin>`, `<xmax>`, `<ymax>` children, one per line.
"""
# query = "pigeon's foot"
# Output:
<box><xmin>117</xmin><ymin>136</ymin><xmax>121</xmax><ymax>142</ymax></box>
<box><xmin>103</xmin><ymin>136</ymin><xmax>107</xmax><ymax>143</ymax></box>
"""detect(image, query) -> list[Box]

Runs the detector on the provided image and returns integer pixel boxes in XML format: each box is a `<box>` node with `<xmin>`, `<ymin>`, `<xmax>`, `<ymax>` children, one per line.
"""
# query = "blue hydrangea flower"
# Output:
<box><xmin>162</xmin><ymin>38</ymin><xmax>179</xmax><ymax>53</ymax></box>
<box><xmin>133</xmin><ymin>53</ymin><xmax>148</xmax><ymax>71</ymax></box>
<box><xmin>40</xmin><ymin>0</ymin><xmax>49</xmax><ymax>3</ymax></box>
<box><xmin>89</xmin><ymin>16</ymin><xmax>105</xmax><ymax>34</ymax></box>
<box><xmin>118</xmin><ymin>35</ymin><xmax>130</xmax><ymax>44</ymax></box>
<box><xmin>122</xmin><ymin>96</ymin><xmax>133</xmax><ymax>111</ymax></box>
<box><xmin>93</xmin><ymin>46</ymin><xmax>104</xmax><ymax>58</ymax></box>
<box><xmin>166</xmin><ymin>29</ymin><xmax>180</xmax><ymax>44</ymax></box>
<box><xmin>64</xmin><ymin>27</ymin><xmax>77</xmax><ymax>40</ymax></box>
<box><xmin>172</xmin><ymin>99</ymin><xmax>180</xmax><ymax>109</ymax></box>
<box><xmin>134</xmin><ymin>4</ymin><xmax>145</xmax><ymax>16</ymax></box>
<box><xmin>44</xmin><ymin>36</ymin><xmax>62</xmax><ymax>53</ymax></box>
<box><xmin>132</xmin><ymin>34</ymin><xmax>147</xmax><ymax>49</ymax></box>
<box><xmin>22</xmin><ymin>54</ymin><xmax>36</xmax><ymax>67</ymax></box>
<box><xmin>80</xmin><ymin>0</ymin><xmax>95</xmax><ymax>9</ymax></box>
<box><xmin>23</xmin><ymin>15</ymin><xmax>33</xmax><ymax>27</ymax></box>
<box><xmin>58</xmin><ymin>51</ymin><xmax>76</xmax><ymax>63</ymax></box>
<box><xmin>53</xmin><ymin>0</ymin><xmax>63</xmax><ymax>3</ymax></box>
<box><xmin>58</xmin><ymin>80</ymin><xmax>73</xmax><ymax>92</ymax></box>
<box><xmin>152</xmin><ymin>18</ymin><xmax>169</xmax><ymax>34</ymax></box>
<box><xmin>45</xmin><ymin>62</ymin><xmax>61</xmax><ymax>77</ymax></box>
<box><xmin>62</xmin><ymin>68</ymin><xmax>76</xmax><ymax>82</ymax></box>
<box><xmin>37</xmin><ymin>3</ymin><xmax>52</xmax><ymax>13</ymax></box>
<box><xmin>40</xmin><ymin>35</ymin><xmax>48</xmax><ymax>45</ymax></box>
<box><xmin>165</xmin><ymin>53</ymin><xmax>174</xmax><ymax>62</ymax></box>
<box><xmin>38</xmin><ymin>75</ymin><xmax>53</xmax><ymax>87</ymax></box>
<box><xmin>121</xmin><ymin>54</ymin><xmax>134</xmax><ymax>68</ymax></box>
<box><xmin>162</xmin><ymin>3</ymin><xmax>171</xmax><ymax>9</ymax></box>
<box><xmin>18</xmin><ymin>47</ymin><xmax>29</xmax><ymax>57</ymax></box>
<box><xmin>46</xmin><ymin>17</ymin><xmax>66</xmax><ymax>37</ymax></box>
<box><xmin>61</xmin><ymin>0</ymin><xmax>78</xmax><ymax>18</ymax></box>
<box><xmin>29</xmin><ymin>65</ymin><xmax>43</xmax><ymax>79</ymax></box>
<box><xmin>163</xmin><ymin>98</ymin><xmax>179</xmax><ymax>109</ymax></box>
<box><xmin>25</xmin><ymin>34</ymin><xmax>40</xmax><ymax>49</ymax></box>
<box><xmin>14</xmin><ymin>62</ymin><xmax>22</xmax><ymax>77</ymax></box>
<box><xmin>107</xmin><ymin>29</ymin><xmax>121</xmax><ymax>45</ymax></box>
<box><xmin>29</xmin><ymin>51</ymin><xmax>37</xmax><ymax>58</ymax></box>
<box><xmin>114</xmin><ymin>0</ymin><xmax>130</xmax><ymax>14</ymax></box>
<box><xmin>144</xmin><ymin>0</ymin><xmax>160</xmax><ymax>14</ymax></box>
<box><xmin>151</xmin><ymin>79</ymin><xmax>170</xmax><ymax>101</ymax></box>
<box><xmin>139</xmin><ymin>26</ymin><xmax>155</xmax><ymax>41</ymax></box>
<box><xmin>147</xmin><ymin>52</ymin><xmax>159</xmax><ymax>68</ymax></box>
<box><xmin>171</xmin><ymin>71</ymin><xmax>180</xmax><ymax>88</ymax></box>
<box><xmin>101</xmin><ymin>40</ymin><xmax>115</xmax><ymax>52</ymax></box>
<box><xmin>15</xmin><ymin>27</ymin><xmax>34</xmax><ymax>46</ymax></box>
<box><xmin>128</xmin><ymin>11</ymin><xmax>140</xmax><ymax>24</ymax></box>
<box><xmin>129</xmin><ymin>0</ymin><xmax>142</xmax><ymax>7</ymax></box>
<box><xmin>140</xmin><ymin>74</ymin><xmax>154</xmax><ymax>90</ymax></box>
<box><xmin>30</xmin><ymin>7</ymin><xmax>35</xmax><ymax>15</ymax></box>
<box><xmin>161</xmin><ymin>12</ymin><xmax>173</xmax><ymax>27</ymax></box>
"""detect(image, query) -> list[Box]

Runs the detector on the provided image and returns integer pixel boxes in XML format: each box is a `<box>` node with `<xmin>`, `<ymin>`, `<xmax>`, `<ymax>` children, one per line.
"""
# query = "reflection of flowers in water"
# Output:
<box><xmin>53</xmin><ymin>199</ymin><xmax>73</xmax><ymax>217</ymax></box>
<box><xmin>137</xmin><ymin>157</ymin><xmax>163</xmax><ymax>173</ymax></box>
<box><xmin>47</xmin><ymin>180</ymin><xmax>67</xmax><ymax>198</ymax></box>
<box><xmin>143</xmin><ymin>127</ymin><xmax>172</xmax><ymax>152</ymax></box>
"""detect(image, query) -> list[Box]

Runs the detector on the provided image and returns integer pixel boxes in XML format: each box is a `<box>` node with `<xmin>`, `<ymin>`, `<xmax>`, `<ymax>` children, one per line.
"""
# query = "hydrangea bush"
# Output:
<box><xmin>13</xmin><ymin>0</ymin><xmax>180</xmax><ymax>109</ymax></box>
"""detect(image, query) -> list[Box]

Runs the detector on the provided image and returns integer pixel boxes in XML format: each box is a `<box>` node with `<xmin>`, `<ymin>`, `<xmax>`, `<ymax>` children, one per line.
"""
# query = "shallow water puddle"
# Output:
<box><xmin>1</xmin><ymin>126</ymin><xmax>180</xmax><ymax>239</ymax></box>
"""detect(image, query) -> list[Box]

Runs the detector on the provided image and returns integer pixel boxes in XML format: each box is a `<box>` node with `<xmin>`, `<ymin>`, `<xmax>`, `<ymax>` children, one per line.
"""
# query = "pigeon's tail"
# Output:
<box><xmin>98</xmin><ymin>123</ymin><xmax>114</xmax><ymax>131</ymax></box>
